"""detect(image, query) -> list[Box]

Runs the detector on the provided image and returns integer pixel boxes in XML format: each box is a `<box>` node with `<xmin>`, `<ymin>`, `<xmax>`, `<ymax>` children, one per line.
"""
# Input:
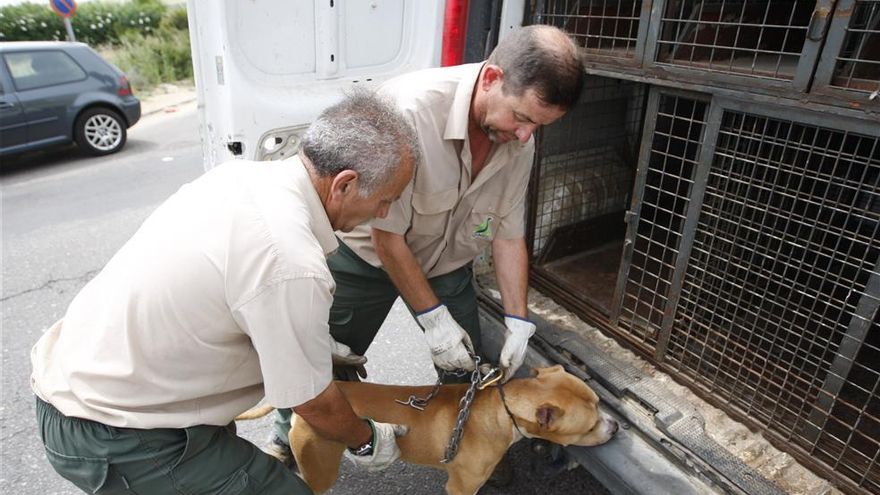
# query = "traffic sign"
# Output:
<box><xmin>50</xmin><ymin>0</ymin><xmax>77</xmax><ymax>19</ymax></box>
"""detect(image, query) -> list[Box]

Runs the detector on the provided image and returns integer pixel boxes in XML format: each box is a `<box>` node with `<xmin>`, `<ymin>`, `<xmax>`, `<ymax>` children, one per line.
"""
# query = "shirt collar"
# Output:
<box><xmin>443</xmin><ymin>63</ymin><xmax>485</xmax><ymax>141</ymax></box>
<box><xmin>289</xmin><ymin>156</ymin><xmax>339</xmax><ymax>257</ymax></box>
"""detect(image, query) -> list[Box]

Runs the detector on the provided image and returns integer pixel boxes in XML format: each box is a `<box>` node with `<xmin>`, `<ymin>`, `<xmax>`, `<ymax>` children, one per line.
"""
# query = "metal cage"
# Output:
<box><xmin>533</xmin><ymin>0</ymin><xmax>647</xmax><ymax>62</ymax></box>
<box><xmin>528</xmin><ymin>86</ymin><xmax>879</xmax><ymax>494</ymax></box>
<box><xmin>654</xmin><ymin>0</ymin><xmax>814</xmax><ymax>80</ymax></box>
<box><xmin>525</xmin><ymin>2</ymin><xmax>880</xmax><ymax>492</ymax></box>
<box><xmin>665</xmin><ymin>107</ymin><xmax>880</xmax><ymax>492</ymax></box>
<box><xmin>528</xmin><ymin>75</ymin><xmax>647</xmax><ymax>313</ymax></box>
<box><xmin>814</xmin><ymin>0</ymin><xmax>880</xmax><ymax>96</ymax></box>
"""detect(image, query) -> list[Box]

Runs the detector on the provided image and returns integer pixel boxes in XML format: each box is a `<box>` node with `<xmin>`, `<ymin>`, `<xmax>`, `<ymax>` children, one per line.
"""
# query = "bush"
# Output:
<box><xmin>0</xmin><ymin>0</ymin><xmax>165</xmax><ymax>44</ymax></box>
<box><xmin>0</xmin><ymin>3</ymin><xmax>61</xmax><ymax>41</ymax></box>
<box><xmin>1</xmin><ymin>1</ymin><xmax>192</xmax><ymax>93</ymax></box>
<box><xmin>103</xmin><ymin>26</ymin><xmax>193</xmax><ymax>92</ymax></box>
<box><xmin>161</xmin><ymin>6</ymin><xmax>188</xmax><ymax>31</ymax></box>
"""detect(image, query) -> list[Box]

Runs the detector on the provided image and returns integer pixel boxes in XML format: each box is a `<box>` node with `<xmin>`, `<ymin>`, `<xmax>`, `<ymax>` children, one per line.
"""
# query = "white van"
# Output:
<box><xmin>188</xmin><ymin>0</ymin><xmax>526</xmax><ymax>170</ymax></box>
<box><xmin>187</xmin><ymin>2</ymin><xmax>873</xmax><ymax>494</ymax></box>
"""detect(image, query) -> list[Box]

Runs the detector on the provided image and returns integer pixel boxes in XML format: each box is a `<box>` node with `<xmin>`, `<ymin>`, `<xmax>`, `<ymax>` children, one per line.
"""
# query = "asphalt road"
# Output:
<box><xmin>0</xmin><ymin>103</ymin><xmax>610</xmax><ymax>494</ymax></box>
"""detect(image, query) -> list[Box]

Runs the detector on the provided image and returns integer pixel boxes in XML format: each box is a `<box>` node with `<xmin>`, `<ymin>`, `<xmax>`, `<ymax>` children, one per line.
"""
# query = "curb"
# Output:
<box><xmin>141</xmin><ymin>95</ymin><xmax>198</xmax><ymax>118</ymax></box>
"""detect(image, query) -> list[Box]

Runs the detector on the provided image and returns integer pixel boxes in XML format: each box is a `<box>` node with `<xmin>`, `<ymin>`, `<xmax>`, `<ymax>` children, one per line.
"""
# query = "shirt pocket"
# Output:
<box><xmin>467</xmin><ymin>194</ymin><xmax>517</xmax><ymax>243</ymax></box>
<box><xmin>411</xmin><ymin>188</ymin><xmax>458</xmax><ymax>237</ymax></box>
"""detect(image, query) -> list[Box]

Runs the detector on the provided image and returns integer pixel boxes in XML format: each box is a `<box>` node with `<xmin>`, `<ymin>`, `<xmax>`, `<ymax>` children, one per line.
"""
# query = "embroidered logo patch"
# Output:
<box><xmin>472</xmin><ymin>216</ymin><xmax>493</xmax><ymax>239</ymax></box>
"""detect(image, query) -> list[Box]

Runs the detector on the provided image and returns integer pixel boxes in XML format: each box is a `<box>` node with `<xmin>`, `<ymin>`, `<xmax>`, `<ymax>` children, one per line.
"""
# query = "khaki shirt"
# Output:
<box><xmin>339</xmin><ymin>63</ymin><xmax>534</xmax><ymax>278</ymax></box>
<box><xmin>31</xmin><ymin>158</ymin><xmax>337</xmax><ymax>428</ymax></box>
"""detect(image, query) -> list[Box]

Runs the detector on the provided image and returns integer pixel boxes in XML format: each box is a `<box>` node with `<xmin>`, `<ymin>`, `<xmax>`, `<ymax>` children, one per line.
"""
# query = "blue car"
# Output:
<box><xmin>0</xmin><ymin>41</ymin><xmax>141</xmax><ymax>157</ymax></box>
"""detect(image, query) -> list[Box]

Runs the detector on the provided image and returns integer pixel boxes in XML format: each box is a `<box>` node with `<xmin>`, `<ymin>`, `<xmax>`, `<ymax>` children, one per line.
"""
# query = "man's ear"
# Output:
<box><xmin>329</xmin><ymin>170</ymin><xmax>359</xmax><ymax>199</ymax></box>
<box><xmin>481</xmin><ymin>64</ymin><xmax>504</xmax><ymax>91</ymax></box>
<box><xmin>536</xmin><ymin>403</ymin><xmax>563</xmax><ymax>429</ymax></box>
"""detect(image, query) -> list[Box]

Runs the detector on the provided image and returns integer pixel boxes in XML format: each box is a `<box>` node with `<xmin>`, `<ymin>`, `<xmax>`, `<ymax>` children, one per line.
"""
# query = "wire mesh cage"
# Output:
<box><xmin>523</xmin><ymin>2</ymin><xmax>879</xmax><ymax>491</ymax></box>
<box><xmin>614</xmin><ymin>96</ymin><xmax>880</xmax><ymax>491</ymax></box>
<box><xmin>532</xmin><ymin>0</ymin><xmax>644</xmax><ymax>60</ymax></box>
<box><xmin>830</xmin><ymin>0</ymin><xmax>880</xmax><ymax>92</ymax></box>
<box><xmin>529</xmin><ymin>76</ymin><xmax>646</xmax><ymax>311</ymax></box>
<box><xmin>655</xmin><ymin>0</ymin><xmax>815</xmax><ymax>80</ymax></box>
<box><xmin>667</xmin><ymin>111</ymin><xmax>880</xmax><ymax>493</ymax></box>
<box><xmin>617</xmin><ymin>93</ymin><xmax>709</xmax><ymax>346</ymax></box>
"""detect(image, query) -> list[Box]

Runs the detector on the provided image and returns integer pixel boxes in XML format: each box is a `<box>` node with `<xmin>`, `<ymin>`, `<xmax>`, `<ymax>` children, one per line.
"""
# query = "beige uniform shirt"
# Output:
<box><xmin>339</xmin><ymin>63</ymin><xmax>534</xmax><ymax>278</ymax></box>
<box><xmin>31</xmin><ymin>158</ymin><xmax>337</xmax><ymax>428</ymax></box>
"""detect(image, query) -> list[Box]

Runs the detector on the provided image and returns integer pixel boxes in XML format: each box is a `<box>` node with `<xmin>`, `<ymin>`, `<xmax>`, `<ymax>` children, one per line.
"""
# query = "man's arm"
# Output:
<box><xmin>372</xmin><ymin>228</ymin><xmax>476</xmax><ymax>371</ymax></box>
<box><xmin>372</xmin><ymin>228</ymin><xmax>437</xmax><ymax>312</ymax></box>
<box><xmin>232</xmin><ymin>278</ymin><xmax>403</xmax><ymax>466</ymax></box>
<box><xmin>294</xmin><ymin>382</ymin><xmax>408</xmax><ymax>472</ymax></box>
<box><xmin>293</xmin><ymin>382</ymin><xmax>371</xmax><ymax>448</ymax></box>
<box><xmin>491</xmin><ymin>236</ymin><xmax>529</xmax><ymax>318</ymax></box>
<box><xmin>492</xmin><ymin>236</ymin><xmax>536</xmax><ymax>381</ymax></box>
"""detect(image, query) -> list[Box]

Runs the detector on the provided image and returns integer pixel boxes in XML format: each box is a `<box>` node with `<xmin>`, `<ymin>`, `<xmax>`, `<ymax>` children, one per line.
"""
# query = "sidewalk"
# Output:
<box><xmin>140</xmin><ymin>83</ymin><xmax>198</xmax><ymax>117</ymax></box>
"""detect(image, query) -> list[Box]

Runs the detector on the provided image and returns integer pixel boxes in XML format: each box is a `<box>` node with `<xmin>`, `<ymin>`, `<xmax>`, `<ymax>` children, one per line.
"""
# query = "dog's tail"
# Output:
<box><xmin>235</xmin><ymin>405</ymin><xmax>276</xmax><ymax>421</ymax></box>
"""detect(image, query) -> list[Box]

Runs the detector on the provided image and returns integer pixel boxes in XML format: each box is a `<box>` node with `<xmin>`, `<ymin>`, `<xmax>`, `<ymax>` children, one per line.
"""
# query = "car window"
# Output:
<box><xmin>3</xmin><ymin>50</ymin><xmax>87</xmax><ymax>91</ymax></box>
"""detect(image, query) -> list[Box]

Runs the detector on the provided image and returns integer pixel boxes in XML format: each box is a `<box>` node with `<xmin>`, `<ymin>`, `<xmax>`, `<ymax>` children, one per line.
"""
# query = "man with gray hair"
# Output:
<box><xmin>31</xmin><ymin>91</ymin><xmax>417</xmax><ymax>494</ymax></box>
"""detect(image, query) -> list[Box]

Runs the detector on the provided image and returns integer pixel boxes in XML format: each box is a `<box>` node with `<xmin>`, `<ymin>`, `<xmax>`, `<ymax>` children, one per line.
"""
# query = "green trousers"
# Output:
<box><xmin>36</xmin><ymin>397</ymin><xmax>312</xmax><ymax>495</ymax></box>
<box><xmin>274</xmin><ymin>240</ymin><xmax>482</xmax><ymax>442</ymax></box>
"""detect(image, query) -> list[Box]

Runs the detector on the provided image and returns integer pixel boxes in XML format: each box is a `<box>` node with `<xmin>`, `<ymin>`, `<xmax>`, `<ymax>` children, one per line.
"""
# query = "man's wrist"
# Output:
<box><xmin>348</xmin><ymin>419</ymin><xmax>375</xmax><ymax>456</ymax></box>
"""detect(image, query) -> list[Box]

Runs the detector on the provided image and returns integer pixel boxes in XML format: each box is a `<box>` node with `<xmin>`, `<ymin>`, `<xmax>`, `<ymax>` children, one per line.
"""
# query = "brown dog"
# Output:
<box><xmin>240</xmin><ymin>365</ymin><xmax>618</xmax><ymax>494</ymax></box>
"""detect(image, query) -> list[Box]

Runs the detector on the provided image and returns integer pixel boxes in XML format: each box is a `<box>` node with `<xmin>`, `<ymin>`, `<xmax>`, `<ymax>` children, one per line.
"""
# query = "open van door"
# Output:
<box><xmin>186</xmin><ymin>0</ymin><xmax>444</xmax><ymax>170</ymax></box>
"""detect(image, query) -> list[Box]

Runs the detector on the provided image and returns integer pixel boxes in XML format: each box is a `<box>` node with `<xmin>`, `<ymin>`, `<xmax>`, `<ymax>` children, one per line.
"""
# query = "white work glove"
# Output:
<box><xmin>500</xmin><ymin>315</ymin><xmax>536</xmax><ymax>382</ymax></box>
<box><xmin>416</xmin><ymin>305</ymin><xmax>476</xmax><ymax>372</ymax></box>
<box><xmin>344</xmin><ymin>419</ymin><xmax>409</xmax><ymax>472</ymax></box>
<box><xmin>330</xmin><ymin>337</ymin><xmax>368</xmax><ymax>380</ymax></box>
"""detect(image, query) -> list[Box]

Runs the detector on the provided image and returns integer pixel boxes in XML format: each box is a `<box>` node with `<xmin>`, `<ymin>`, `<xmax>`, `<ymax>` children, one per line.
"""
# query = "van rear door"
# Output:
<box><xmin>186</xmin><ymin>0</ymin><xmax>444</xmax><ymax>170</ymax></box>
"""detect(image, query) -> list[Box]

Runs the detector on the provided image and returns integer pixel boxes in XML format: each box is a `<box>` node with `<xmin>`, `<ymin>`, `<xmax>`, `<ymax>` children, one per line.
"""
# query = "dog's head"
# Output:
<box><xmin>514</xmin><ymin>365</ymin><xmax>618</xmax><ymax>447</ymax></box>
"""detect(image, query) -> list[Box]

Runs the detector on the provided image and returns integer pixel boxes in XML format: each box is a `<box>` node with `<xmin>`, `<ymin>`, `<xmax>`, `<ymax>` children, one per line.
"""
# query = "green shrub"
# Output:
<box><xmin>0</xmin><ymin>3</ymin><xmax>61</xmax><ymax>41</ymax></box>
<box><xmin>0</xmin><ymin>1</ymin><xmax>192</xmax><ymax>93</ymax></box>
<box><xmin>0</xmin><ymin>0</ymin><xmax>165</xmax><ymax>44</ymax></box>
<box><xmin>103</xmin><ymin>26</ymin><xmax>193</xmax><ymax>92</ymax></box>
<box><xmin>160</xmin><ymin>6</ymin><xmax>188</xmax><ymax>31</ymax></box>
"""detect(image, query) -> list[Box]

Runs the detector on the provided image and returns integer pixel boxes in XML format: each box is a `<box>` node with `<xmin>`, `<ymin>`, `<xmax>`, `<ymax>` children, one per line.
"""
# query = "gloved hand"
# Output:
<box><xmin>499</xmin><ymin>315</ymin><xmax>536</xmax><ymax>382</ymax></box>
<box><xmin>343</xmin><ymin>419</ymin><xmax>409</xmax><ymax>472</ymax></box>
<box><xmin>330</xmin><ymin>338</ymin><xmax>367</xmax><ymax>380</ymax></box>
<box><xmin>416</xmin><ymin>305</ymin><xmax>476</xmax><ymax>372</ymax></box>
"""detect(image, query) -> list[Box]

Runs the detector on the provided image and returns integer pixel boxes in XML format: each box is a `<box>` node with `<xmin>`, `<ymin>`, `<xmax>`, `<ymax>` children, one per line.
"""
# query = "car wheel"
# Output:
<box><xmin>74</xmin><ymin>107</ymin><xmax>127</xmax><ymax>156</ymax></box>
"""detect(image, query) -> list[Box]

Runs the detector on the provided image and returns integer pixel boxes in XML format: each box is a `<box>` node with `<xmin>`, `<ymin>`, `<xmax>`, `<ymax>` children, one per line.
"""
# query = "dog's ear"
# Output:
<box><xmin>536</xmin><ymin>403</ymin><xmax>563</xmax><ymax>429</ymax></box>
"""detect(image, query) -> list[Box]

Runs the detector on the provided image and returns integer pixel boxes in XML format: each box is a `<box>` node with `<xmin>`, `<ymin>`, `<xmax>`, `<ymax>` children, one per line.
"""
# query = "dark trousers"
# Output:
<box><xmin>36</xmin><ymin>397</ymin><xmax>312</xmax><ymax>494</ymax></box>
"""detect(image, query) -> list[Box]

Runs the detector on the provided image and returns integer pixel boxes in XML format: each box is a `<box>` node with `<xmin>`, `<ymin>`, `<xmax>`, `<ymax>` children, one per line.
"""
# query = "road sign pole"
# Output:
<box><xmin>50</xmin><ymin>0</ymin><xmax>78</xmax><ymax>40</ymax></box>
<box><xmin>63</xmin><ymin>17</ymin><xmax>75</xmax><ymax>42</ymax></box>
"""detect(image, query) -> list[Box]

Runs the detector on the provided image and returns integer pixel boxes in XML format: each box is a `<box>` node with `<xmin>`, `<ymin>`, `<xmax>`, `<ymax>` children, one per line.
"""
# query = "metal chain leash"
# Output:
<box><xmin>441</xmin><ymin>355</ymin><xmax>482</xmax><ymax>463</ymax></box>
<box><xmin>395</xmin><ymin>355</ymin><xmax>502</xmax><ymax>463</ymax></box>
<box><xmin>394</xmin><ymin>379</ymin><xmax>443</xmax><ymax>411</ymax></box>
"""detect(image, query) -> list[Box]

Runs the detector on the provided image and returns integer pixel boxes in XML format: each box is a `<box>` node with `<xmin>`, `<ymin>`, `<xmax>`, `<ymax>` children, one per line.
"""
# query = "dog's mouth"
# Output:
<box><xmin>573</xmin><ymin>415</ymin><xmax>619</xmax><ymax>447</ymax></box>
